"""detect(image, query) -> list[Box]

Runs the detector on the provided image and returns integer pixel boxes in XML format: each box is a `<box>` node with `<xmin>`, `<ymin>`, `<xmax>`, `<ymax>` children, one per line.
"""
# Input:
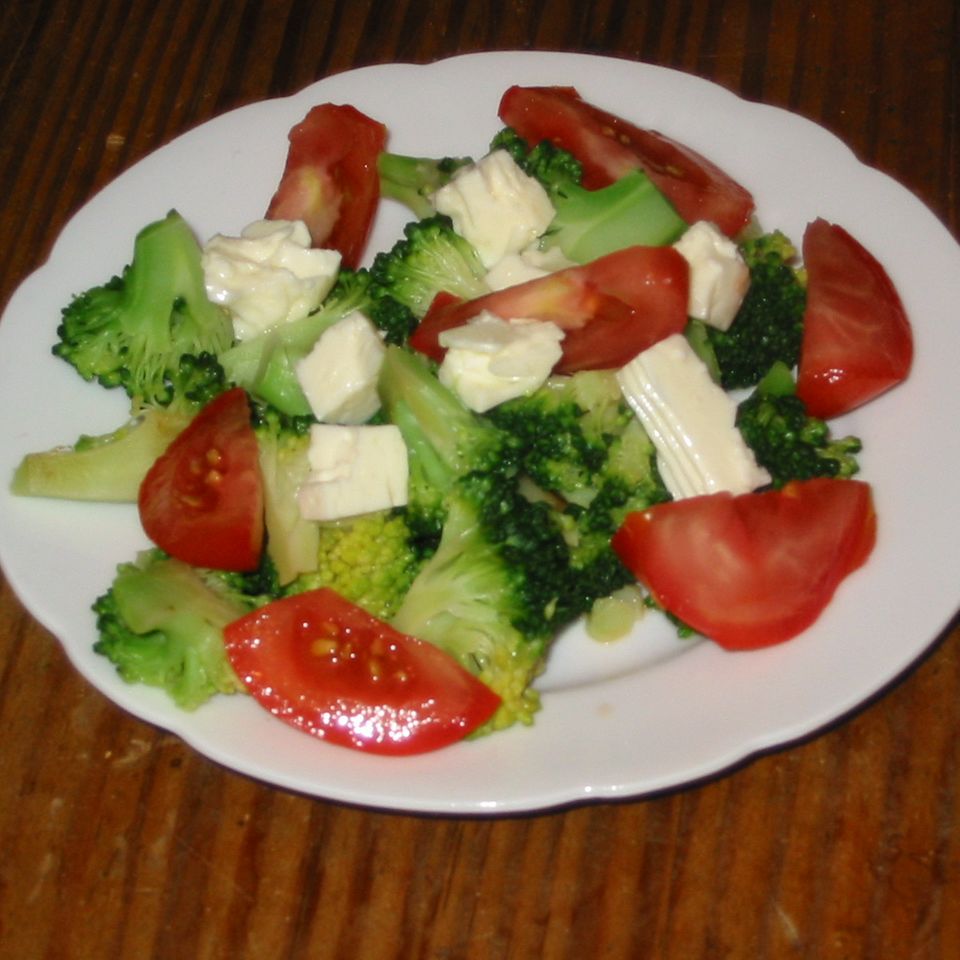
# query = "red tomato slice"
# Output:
<box><xmin>498</xmin><ymin>85</ymin><xmax>755</xmax><ymax>237</ymax></box>
<box><xmin>796</xmin><ymin>218</ymin><xmax>913</xmax><ymax>419</ymax></box>
<box><xmin>410</xmin><ymin>245</ymin><xmax>689</xmax><ymax>373</ymax></box>
<box><xmin>138</xmin><ymin>388</ymin><xmax>264</xmax><ymax>572</ymax></box>
<box><xmin>266</xmin><ymin>103</ymin><xmax>387</xmax><ymax>269</ymax></box>
<box><xmin>612</xmin><ymin>478</ymin><xmax>877</xmax><ymax>650</ymax></box>
<box><xmin>223</xmin><ymin>588</ymin><xmax>502</xmax><ymax>755</ymax></box>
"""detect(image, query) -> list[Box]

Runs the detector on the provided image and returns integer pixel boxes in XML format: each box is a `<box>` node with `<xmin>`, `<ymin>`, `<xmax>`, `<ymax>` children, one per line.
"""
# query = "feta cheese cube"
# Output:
<box><xmin>297</xmin><ymin>424</ymin><xmax>409</xmax><ymax>522</ymax></box>
<box><xmin>295</xmin><ymin>311</ymin><xmax>386</xmax><ymax>424</ymax></box>
<box><xmin>484</xmin><ymin>247</ymin><xmax>576</xmax><ymax>291</ymax></box>
<box><xmin>432</xmin><ymin>150</ymin><xmax>556</xmax><ymax>269</ymax></box>
<box><xmin>672</xmin><ymin>220</ymin><xmax>750</xmax><ymax>331</ymax></box>
<box><xmin>202</xmin><ymin>219</ymin><xmax>341</xmax><ymax>340</ymax></box>
<box><xmin>617</xmin><ymin>333</ymin><xmax>771</xmax><ymax>499</ymax></box>
<box><xmin>437</xmin><ymin>311</ymin><xmax>565</xmax><ymax>412</ymax></box>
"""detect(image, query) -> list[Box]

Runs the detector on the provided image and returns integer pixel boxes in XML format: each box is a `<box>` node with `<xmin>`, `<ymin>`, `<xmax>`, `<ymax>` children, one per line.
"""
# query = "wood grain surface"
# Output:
<box><xmin>1</xmin><ymin>2</ymin><xmax>959</xmax><ymax>957</ymax></box>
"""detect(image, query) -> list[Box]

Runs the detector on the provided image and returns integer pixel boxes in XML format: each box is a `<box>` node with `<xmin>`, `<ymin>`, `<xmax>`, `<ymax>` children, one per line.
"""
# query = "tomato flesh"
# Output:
<box><xmin>138</xmin><ymin>388</ymin><xmax>264</xmax><ymax>572</ymax></box>
<box><xmin>498</xmin><ymin>85</ymin><xmax>755</xmax><ymax>237</ymax></box>
<box><xmin>266</xmin><ymin>103</ymin><xmax>387</xmax><ymax>269</ymax></box>
<box><xmin>796</xmin><ymin>218</ymin><xmax>913</xmax><ymax>419</ymax></box>
<box><xmin>224</xmin><ymin>588</ymin><xmax>501</xmax><ymax>755</ymax></box>
<box><xmin>612</xmin><ymin>478</ymin><xmax>877</xmax><ymax>650</ymax></box>
<box><xmin>410</xmin><ymin>245</ymin><xmax>689</xmax><ymax>373</ymax></box>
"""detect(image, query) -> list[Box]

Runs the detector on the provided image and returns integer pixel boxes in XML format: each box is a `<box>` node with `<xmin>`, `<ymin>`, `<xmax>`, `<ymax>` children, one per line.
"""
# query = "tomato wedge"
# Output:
<box><xmin>410</xmin><ymin>245</ymin><xmax>689</xmax><ymax>373</ymax></box>
<box><xmin>498</xmin><ymin>85</ymin><xmax>755</xmax><ymax>237</ymax></box>
<box><xmin>612</xmin><ymin>478</ymin><xmax>877</xmax><ymax>650</ymax></box>
<box><xmin>223</xmin><ymin>588</ymin><xmax>502</xmax><ymax>754</ymax></box>
<box><xmin>796</xmin><ymin>218</ymin><xmax>913</xmax><ymax>419</ymax></box>
<box><xmin>266</xmin><ymin>103</ymin><xmax>387</xmax><ymax>269</ymax></box>
<box><xmin>138</xmin><ymin>388</ymin><xmax>264</xmax><ymax>572</ymax></box>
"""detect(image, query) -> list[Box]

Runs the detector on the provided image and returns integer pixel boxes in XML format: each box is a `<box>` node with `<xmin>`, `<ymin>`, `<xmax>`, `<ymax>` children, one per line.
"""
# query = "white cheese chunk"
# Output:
<box><xmin>297</xmin><ymin>423</ymin><xmax>409</xmax><ymax>522</ymax></box>
<box><xmin>295</xmin><ymin>311</ymin><xmax>386</xmax><ymax>424</ymax></box>
<box><xmin>432</xmin><ymin>150</ymin><xmax>556</xmax><ymax>269</ymax></box>
<box><xmin>672</xmin><ymin>220</ymin><xmax>750</xmax><ymax>331</ymax></box>
<box><xmin>202</xmin><ymin>219</ymin><xmax>341</xmax><ymax>341</ymax></box>
<box><xmin>617</xmin><ymin>333</ymin><xmax>771</xmax><ymax>499</ymax></box>
<box><xmin>484</xmin><ymin>246</ymin><xmax>576</xmax><ymax>291</ymax></box>
<box><xmin>437</xmin><ymin>311</ymin><xmax>565</xmax><ymax>412</ymax></box>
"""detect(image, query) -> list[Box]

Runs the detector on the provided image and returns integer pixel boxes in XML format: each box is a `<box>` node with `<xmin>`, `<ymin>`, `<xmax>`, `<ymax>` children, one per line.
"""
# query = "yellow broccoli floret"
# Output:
<box><xmin>284</xmin><ymin>509</ymin><xmax>426</xmax><ymax>621</ymax></box>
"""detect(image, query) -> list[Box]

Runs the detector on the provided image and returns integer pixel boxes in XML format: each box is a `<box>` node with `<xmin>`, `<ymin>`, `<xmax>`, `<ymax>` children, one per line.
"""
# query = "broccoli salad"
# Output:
<box><xmin>10</xmin><ymin>85</ymin><xmax>910</xmax><ymax>755</ymax></box>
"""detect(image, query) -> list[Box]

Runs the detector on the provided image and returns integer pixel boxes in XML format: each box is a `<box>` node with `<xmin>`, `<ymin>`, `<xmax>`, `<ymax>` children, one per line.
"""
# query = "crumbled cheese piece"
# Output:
<box><xmin>297</xmin><ymin>424</ymin><xmax>409</xmax><ymax>522</ymax></box>
<box><xmin>432</xmin><ymin>150</ymin><xmax>556</xmax><ymax>269</ymax></box>
<box><xmin>484</xmin><ymin>246</ymin><xmax>576</xmax><ymax>291</ymax></box>
<box><xmin>295</xmin><ymin>311</ymin><xmax>386</xmax><ymax>424</ymax></box>
<box><xmin>437</xmin><ymin>310</ymin><xmax>565</xmax><ymax>412</ymax></box>
<box><xmin>202</xmin><ymin>219</ymin><xmax>340</xmax><ymax>340</ymax></box>
<box><xmin>672</xmin><ymin>220</ymin><xmax>750</xmax><ymax>331</ymax></box>
<box><xmin>617</xmin><ymin>333</ymin><xmax>771</xmax><ymax>498</ymax></box>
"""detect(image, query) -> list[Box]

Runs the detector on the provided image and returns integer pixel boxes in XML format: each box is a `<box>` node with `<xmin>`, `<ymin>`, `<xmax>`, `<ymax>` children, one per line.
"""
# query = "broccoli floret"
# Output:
<box><xmin>219</xmin><ymin>268</ymin><xmax>414</xmax><ymax>417</ymax></box>
<box><xmin>93</xmin><ymin>549</ymin><xmax>259</xmax><ymax>710</ymax></box>
<box><xmin>284</xmin><ymin>510</ymin><xmax>427</xmax><ymax>621</ymax></box>
<box><xmin>736</xmin><ymin>362</ymin><xmax>862</xmax><ymax>488</ymax></box>
<box><xmin>491</xmin><ymin>127</ymin><xmax>687</xmax><ymax>263</ymax></box>
<box><xmin>378</xmin><ymin>344</ymin><xmax>515</xmax><ymax>538</ymax></box>
<box><xmin>489</xmin><ymin>128</ymin><xmax>584</xmax><ymax>196</ymax></box>
<box><xmin>377</xmin><ymin>345</ymin><xmax>582</xmax><ymax>728</ymax></box>
<box><xmin>377</xmin><ymin>152</ymin><xmax>474</xmax><ymax>219</ymax></box>
<box><xmin>705</xmin><ymin>231</ymin><xmax>807</xmax><ymax>390</ymax></box>
<box><xmin>53</xmin><ymin>211</ymin><xmax>234</xmax><ymax>406</ymax></box>
<box><xmin>489</xmin><ymin>370</ymin><xmax>669</xmax><ymax>598</ymax></box>
<box><xmin>391</xmin><ymin>484</ymin><xmax>567</xmax><ymax>731</ymax></box>
<box><xmin>370</xmin><ymin>215</ymin><xmax>489</xmax><ymax>318</ymax></box>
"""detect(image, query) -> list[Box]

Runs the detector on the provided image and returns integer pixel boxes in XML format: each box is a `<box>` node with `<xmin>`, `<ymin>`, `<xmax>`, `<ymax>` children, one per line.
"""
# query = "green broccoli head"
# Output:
<box><xmin>736</xmin><ymin>362</ymin><xmax>862</xmax><ymax>488</ymax></box>
<box><xmin>54</xmin><ymin>211</ymin><xmax>234</xmax><ymax>406</ymax></box>
<box><xmin>488</xmin><ymin>371</ymin><xmax>670</xmax><ymax>607</ymax></box>
<box><xmin>370</xmin><ymin>215</ymin><xmax>489</xmax><ymax>319</ymax></box>
<box><xmin>489</xmin><ymin>127</ymin><xmax>584</xmax><ymax>197</ymax></box>
<box><xmin>284</xmin><ymin>509</ymin><xmax>428</xmax><ymax>622</ymax></box>
<box><xmin>706</xmin><ymin>230</ymin><xmax>807</xmax><ymax>390</ymax></box>
<box><xmin>390</xmin><ymin>487</ymin><xmax>560</xmax><ymax>731</ymax></box>
<box><xmin>94</xmin><ymin>549</ymin><xmax>257</xmax><ymax>710</ymax></box>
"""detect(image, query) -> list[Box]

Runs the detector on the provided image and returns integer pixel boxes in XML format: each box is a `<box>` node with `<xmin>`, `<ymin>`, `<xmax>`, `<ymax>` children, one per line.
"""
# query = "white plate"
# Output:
<box><xmin>1</xmin><ymin>51</ymin><xmax>958</xmax><ymax>815</ymax></box>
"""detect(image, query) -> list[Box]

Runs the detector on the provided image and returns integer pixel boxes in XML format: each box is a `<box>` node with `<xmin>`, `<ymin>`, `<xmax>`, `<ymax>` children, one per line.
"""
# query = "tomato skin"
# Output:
<box><xmin>223</xmin><ymin>588</ymin><xmax>502</xmax><ymax>755</ymax></box>
<box><xmin>796</xmin><ymin>218</ymin><xmax>913</xmax><ymax>419</ymax></box>
<box><xmin>138</xmin><ymin>388</ymin><xmax>264</xmax><ymax>572</ymax></box>
<box><xmin>410</xmin><ymin>245</ymin><xmax>689</xmax><ymax>373</ymax></box>
<box><xmin>266</xmin><ymin>103</ymin><xmax>387</xmax><ymax>269</ymax></box>
<box><xmin>498</xmin><ymin>85</ymin><xmax>755</xmax><ymax>238</ymax></box>
<box><xmin>612</xmin><ymin>478</ymin><xmax>877</xmax><ymax>650</ymax></box>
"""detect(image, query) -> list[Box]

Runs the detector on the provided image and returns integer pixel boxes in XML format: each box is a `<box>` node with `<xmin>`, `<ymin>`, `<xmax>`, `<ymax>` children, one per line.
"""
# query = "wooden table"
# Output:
<box><xmin>2</xmin><ymin>2</ymin><xmax>958</xmax><ymax>957</ymax></box>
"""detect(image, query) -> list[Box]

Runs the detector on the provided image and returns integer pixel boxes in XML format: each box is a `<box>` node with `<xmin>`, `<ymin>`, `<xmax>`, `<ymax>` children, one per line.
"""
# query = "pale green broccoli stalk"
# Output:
<box><xmin>377</xmin><ymin>152</ymin><xmax>474</xmax><ymax>219</ymax></box>
<box><xmin>11</xmin><ymin>405</ymin><xmax>192</xmax><ymax>502</ymax></box>
<box><xmin>11</xmin><ymin>352</ymin><xmax>227</xmax><ymax>503</ymax></box>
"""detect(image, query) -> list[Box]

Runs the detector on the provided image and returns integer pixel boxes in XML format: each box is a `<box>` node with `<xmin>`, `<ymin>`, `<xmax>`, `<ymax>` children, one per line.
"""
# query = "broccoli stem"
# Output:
<box><xmin>377</xmin><ymin>152</ymin><xmax>473</xmax><ymax>219</ymax></box>
<box><xmin>543</xmin><ymin>170</ymin><xmax>688</xmax><ymax>263</ymax></box>
<box><xmin>10</xmin><ymin>406</ymin><xmax>193</xmax><ymax>502</ymax></box>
